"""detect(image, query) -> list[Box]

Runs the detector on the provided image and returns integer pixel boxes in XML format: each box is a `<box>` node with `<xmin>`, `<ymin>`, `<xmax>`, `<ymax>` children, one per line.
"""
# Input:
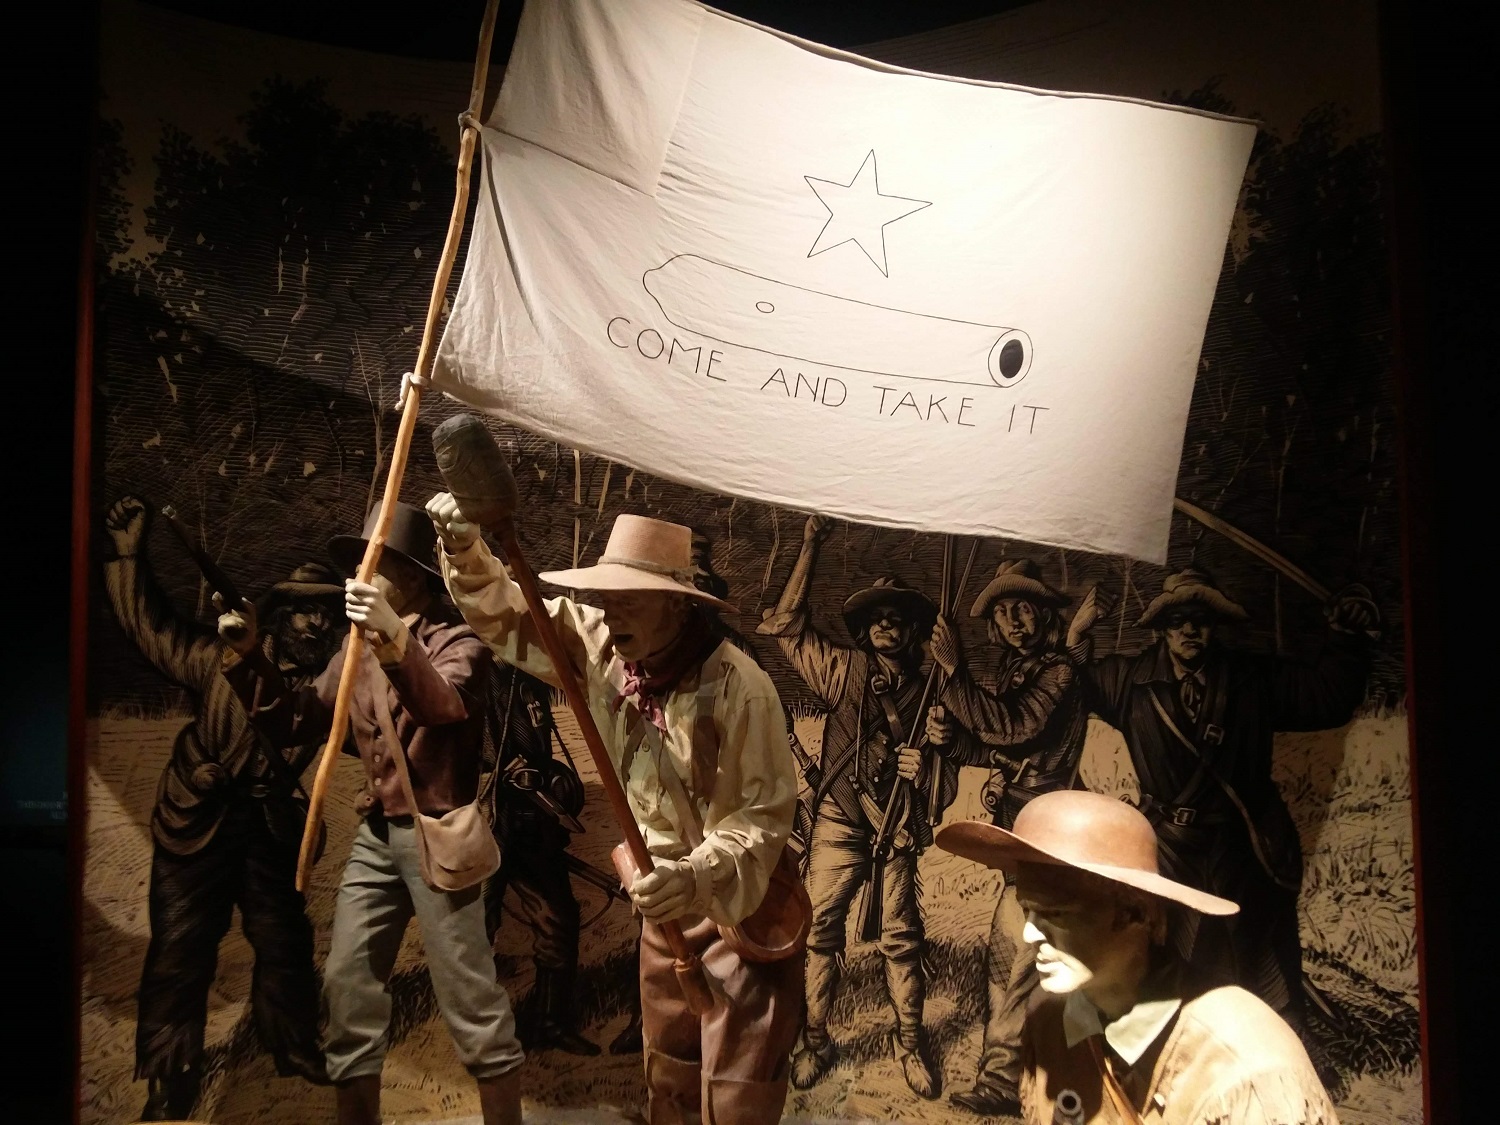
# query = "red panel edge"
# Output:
<box><xmin>1377</xmin><ymin>0</ymin><xmax>1449</xmax><ymax>1120</ymax></box>
<box><xmin>69</xmin><ymin>103</ymin><xmax>98</xmax><ymax>1125</ymax></box>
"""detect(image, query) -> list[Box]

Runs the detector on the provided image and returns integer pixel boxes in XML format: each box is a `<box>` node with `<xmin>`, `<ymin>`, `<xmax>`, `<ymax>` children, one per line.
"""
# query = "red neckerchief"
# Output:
<box><xmin>612</xmin><ymin>611</ymin><xmax>718</xmax><ymax>734</ymax></box>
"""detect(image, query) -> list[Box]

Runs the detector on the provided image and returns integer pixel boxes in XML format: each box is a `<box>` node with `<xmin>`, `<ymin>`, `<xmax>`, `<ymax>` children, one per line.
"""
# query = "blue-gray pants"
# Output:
<box><xmin>323</xmin><ymin>815</ymin><xmax>525</xmax><ymax>1081</ymax></box>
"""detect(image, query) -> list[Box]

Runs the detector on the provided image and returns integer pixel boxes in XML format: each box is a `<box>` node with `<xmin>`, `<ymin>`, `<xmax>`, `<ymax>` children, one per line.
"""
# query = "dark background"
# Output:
<box><xmin>6</xmin><ymin>0</ymin><xmax>1488</xmax><ymax>1119</ymax></box>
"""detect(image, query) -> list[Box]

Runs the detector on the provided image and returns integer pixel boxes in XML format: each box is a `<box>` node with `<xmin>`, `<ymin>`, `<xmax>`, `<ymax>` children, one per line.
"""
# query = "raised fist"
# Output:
<box><xmin>1327</xmin><ymin>584</ymin><xmax>1381</xmax><ymax>638</ymax></box>
<box><xmin>213</xmin><ymin>592</ymin><xmax>259</xmax><ymax>656</ymax></box>
<box><xmin>104</xmin><ymin>496</ymin><xmax>148</xmax><ymax>556</ymax></box>
<box><xmin>1066</xmin><ymin>586</ymin><xmax>1103</xmax><ymax>649</ymax></box>
<box><xmin>426</xmin><ymin>491</ymin><xmax>480</xmax><ymax>552</ymax></box>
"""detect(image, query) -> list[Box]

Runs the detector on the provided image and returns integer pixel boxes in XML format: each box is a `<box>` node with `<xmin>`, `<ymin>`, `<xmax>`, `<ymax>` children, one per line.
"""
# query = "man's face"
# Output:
<box><xmin>991</xmin><ymin>596</ymin><xmax>1041</xmax><ymax>651</ymax></box>
<box><xmin>1162</xmin><ymin>607</ymin><xmax>1215</xmax><ymax>668</ymax></box>
<box><xmin>595</xmin><ymin>589</ymin><xmax>688</xmax><ymax>663</ymax></box>
<box><xmin>1015</xmin><ymin>862</ymin><xmax>1142</xmax><ymax>999</ymax></box>
<box><xmin>865</xmin><ymin>603</ymin><xmax>914</xmax><ymax>654</ymax></box>
<box><xmin>279</xmin><ymin>602</ymin><xmax>336</xmax><ymax>669</ymax></box>
<box><xmin>373</xmin><ymin>553</ymin><xmax>430</xmax><ymax>615</ymax></box>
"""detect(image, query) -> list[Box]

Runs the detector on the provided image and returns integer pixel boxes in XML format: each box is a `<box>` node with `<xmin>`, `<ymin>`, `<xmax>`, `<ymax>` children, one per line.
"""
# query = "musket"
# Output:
<box><xmin>160</xmin><ymin>504</ymin><xmax>244</xmax><ymax>609</ymax></box>
<box><xmin>858</xmin><ymin>537</ymin><xmax>978</xmax><ymax>942</ymax></box>
<box><xmin>564</xmin><ymin>852</ymin><xmax>630</xmax><ymax>903</ymax></box>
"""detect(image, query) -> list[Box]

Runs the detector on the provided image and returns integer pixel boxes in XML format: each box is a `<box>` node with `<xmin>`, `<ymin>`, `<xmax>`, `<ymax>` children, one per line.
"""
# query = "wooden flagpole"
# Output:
<box><xmin>295</xmin><ymin>0</ymin><xmax>503</xmax><ymax>891</ymax></box>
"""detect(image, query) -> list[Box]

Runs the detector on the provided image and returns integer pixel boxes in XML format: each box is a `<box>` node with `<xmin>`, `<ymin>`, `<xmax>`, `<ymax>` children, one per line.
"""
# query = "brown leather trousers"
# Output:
<box><xmin>640</xmin><ymin>916</ymin><xmax>805</xmax><ymax>1125</ymax></box>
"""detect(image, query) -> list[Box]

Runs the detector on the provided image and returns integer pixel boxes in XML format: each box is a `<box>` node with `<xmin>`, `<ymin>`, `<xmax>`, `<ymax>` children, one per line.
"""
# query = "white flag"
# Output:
<box><xmin>434</xmin><ymin>0</ymin><xmax>1254</xmax><ymax>562</ymax></box>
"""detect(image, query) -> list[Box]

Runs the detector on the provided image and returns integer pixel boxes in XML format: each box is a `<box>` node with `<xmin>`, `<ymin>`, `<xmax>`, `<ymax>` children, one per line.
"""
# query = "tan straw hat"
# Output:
<box><xmin>540</xmin><ymin>514</ymin><xmax>733</xmax><ymax>612</ymax></box>
<box><xmin>936</xmin><ymin>790</ymin><xmax>1238</xmax><ymax>916</ymax></box>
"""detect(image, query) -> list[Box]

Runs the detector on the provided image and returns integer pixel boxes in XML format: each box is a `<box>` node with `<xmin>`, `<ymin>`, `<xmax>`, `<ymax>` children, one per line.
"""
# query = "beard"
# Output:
<box><xmin>278</xmin><ymin>623</ymin><xmax>337</xmax><ymax>671</ymax></box>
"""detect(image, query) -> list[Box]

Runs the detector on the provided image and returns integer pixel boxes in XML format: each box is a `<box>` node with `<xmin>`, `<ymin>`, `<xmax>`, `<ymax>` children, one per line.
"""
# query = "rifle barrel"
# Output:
<box><xmin>160</xmin><ymin>505</ymin><xmax>244</xmax><ymax>606</ymax></box>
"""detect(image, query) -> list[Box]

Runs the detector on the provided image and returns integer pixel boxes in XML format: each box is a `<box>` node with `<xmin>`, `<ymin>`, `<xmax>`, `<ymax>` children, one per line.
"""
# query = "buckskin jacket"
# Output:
<box><xmin>225</xmin><ymin>603</ymin><xmax>491</xmax><ymax>817</ymax></box>
<box><xmin>1021</xmin><ymin>984</ymin><xmax>1339</xmax><ymax>1125</ymax></box>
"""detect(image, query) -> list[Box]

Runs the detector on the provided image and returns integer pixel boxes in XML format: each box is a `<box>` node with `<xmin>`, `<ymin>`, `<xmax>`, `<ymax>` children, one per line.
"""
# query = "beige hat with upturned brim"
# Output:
<box><xmin>539</xmin><ymin>514</ymin><xmax>734</xmax><ymax>612</ymax></box>
<box><xmin>936</xmin><ymin>790</ymin><xmax>1238</xmax><ymax>916</ymax></box>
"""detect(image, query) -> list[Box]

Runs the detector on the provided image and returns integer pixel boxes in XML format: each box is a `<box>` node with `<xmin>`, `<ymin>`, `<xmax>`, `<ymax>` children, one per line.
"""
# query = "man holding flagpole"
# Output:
<box><xmin>430</xmin><ymin>496</ymin><xmax>804</xmax><ymax>1125</ymax></box>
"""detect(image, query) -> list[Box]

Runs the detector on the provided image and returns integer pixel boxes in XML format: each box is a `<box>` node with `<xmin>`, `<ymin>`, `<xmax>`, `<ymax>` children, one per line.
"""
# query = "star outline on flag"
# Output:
<box><xmin>804</xmin><ymin>150</ymin><xmax>931</xmax><ymax>277</ymax></box>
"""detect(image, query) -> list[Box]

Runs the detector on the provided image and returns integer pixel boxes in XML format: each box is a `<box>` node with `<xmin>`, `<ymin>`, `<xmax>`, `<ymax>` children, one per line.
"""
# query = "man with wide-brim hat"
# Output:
<box><xmin>429</xmin><ymin>500</ymin><xmax>802</xmax><ymax>1125</ymax></box>
<box><xmin>936</xmin><ymin>791</ymin><xmax>1339</xmax><ymax>1124</ymax></box>
<box><xmin>913</xmin><ymin>557</ymin><xmax>1090</xmax><ymax>1117</ymax></box>
<box><xmin>758</xmin><ymin>513</ymin><xmax>948</xmax><ymax>1099</ymax></box>
<box><xmin>1070</xmin><ymin>565</ymin><xmax>1378</xmax><ymax>1037</ymax></box>
<box><xmin>219</xmin><ymin>501</ymin><xmax>526</xmax><ymax>1125</ymax></box>
<box><xmin>101</xmin><ymin>496</ymin><xmax>340</xmax><ymax>1121</ymax></box>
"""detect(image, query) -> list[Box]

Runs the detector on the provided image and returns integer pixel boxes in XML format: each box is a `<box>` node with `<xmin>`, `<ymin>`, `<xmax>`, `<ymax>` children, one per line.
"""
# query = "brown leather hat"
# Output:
<box><xmin>936</xmin><ymin>790</ymin><xmax>1238</xmax><ymax>916</ymax></box>
<box><xmin>1137</xmin><ymin>567</ymin><xmax>1248</xmax><ymax>629</ymax></box>
<box><xmin>255</xmin><ymin>562</ymin><xmax>345</xmax><ymax>614</ymax></box>
<box><xmin>841</xmin><ymin>576</ymin><xmax>937</xmax><ymax>640</ymax></box>
<box><xmin>970</xmin><ymin>558</ymin><xmax>1070</xmax><ymax>617</ymax></box>
<box><xmin>328</xmin><ymin>501</ymin><xmax>442</xmax><ymax>580</ymax></box>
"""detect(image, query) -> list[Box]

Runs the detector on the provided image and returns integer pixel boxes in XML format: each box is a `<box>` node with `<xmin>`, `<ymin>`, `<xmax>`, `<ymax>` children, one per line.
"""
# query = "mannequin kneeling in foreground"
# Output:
<box><xmin>938</xmin><ymin>791</ymin><xmax>1339</xmax><ymax>1125</ymax></box>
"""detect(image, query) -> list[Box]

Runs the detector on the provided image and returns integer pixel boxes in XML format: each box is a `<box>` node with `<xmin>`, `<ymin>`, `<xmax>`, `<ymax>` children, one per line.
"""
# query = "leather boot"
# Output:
<box><xmin>610</xmin><ymin>1007</ymin><xmax>644</xmax><ymax>1055</ymax></box>
<box><xmin>704</xmin><ymin>1075</ymin><xmax>791</xmax><ymax>1125</ymax></box>
<box><xmin>887</xmin><ymin>955</ymin><xmax>938</xmax><ymax>1099</ymax></box>
<box><xmin>646</xmin><ymin>1047</ymin><xmax>703</xmax><ymax>1125</ymax></box>
<box><xmin>335</xmin><ymin>1074</ymin><xmax>382</xmax><ymax>1125</ymax></box>
<box><xmin>477</xmin><ymin>1070</ymin><xmax>524</xmax><ymax>1125</ymax></box>
<box><xmin>524</xmin><ymin>967</ymin><xmax>601</xmax><ymax>1056</ymax></box>
<box><xmin>139</xmin><ymin>1068</ymin><xmax>202</xmax><ymax>1122</ymax></box>
<box><xmin>789</xmin><ymin>949</ymin><xmax>839</xmax><ymax>1089</ymax></box>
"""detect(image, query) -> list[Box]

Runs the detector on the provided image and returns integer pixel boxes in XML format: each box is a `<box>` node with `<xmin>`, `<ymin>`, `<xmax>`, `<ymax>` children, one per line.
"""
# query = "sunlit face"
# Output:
<box><xmin>373</xmin><ymin>552</ymin><xmax>432</xmax><ymax>616</ymax></box>
<box><xmin>1015</xmin><ymin>862</ymin><xmax>1142</xmax><ymax>999</ymax></box>
<box><xmin>991</xmin><ymin>596</ymin><xmax>1041</xmax><ymax>651</ymax></box>
<box><xmin>1161</xmin><ymin>607</ymin><xmax>1215</xmax><ymax>668</ymax></box>
<box><xmin>594</xmin><ymin>589</ymin><xmax>690</xmax><ymax>663</ymax></box>
<box><xmin>865</xmin><ymin>603</ymin><xmax>914</xmax><ymax>654</ymax></box>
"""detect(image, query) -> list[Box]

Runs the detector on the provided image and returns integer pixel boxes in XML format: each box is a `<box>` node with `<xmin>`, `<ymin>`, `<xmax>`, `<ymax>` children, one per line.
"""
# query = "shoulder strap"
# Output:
<box><xmin>1146</xmin><ymin>689</ymin><xmax>1296</xmax><ymax>891</ymax></box>
<box><xmin>370</xmin><ymin>648</ymin><xmax>424</xmax><ymax>818</ymax></box>
<box><xmin>1087</xmin><ymin>1037</ymin><xmax>1147</xmax><ymax>1125</ymax></box>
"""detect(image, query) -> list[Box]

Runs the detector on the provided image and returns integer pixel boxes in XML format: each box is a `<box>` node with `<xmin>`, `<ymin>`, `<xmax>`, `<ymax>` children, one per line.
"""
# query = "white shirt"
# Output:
<box><xmin>440</xmin><ymin>538</ymin><xmax>796</xmax><ymax>926</ymax></box>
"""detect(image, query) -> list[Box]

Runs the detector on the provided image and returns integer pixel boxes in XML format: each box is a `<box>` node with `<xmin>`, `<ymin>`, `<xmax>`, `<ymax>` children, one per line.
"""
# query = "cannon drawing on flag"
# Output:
<box><xmin>643</xmin><ymin>253</ymin><xmax>1035</xmax><ymax>389</ymax></box>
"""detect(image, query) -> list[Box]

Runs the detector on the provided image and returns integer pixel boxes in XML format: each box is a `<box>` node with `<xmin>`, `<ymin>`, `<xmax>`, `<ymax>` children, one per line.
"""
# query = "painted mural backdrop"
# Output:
<box><xmin>83</xmin><ymin>1</ymin><xmax>1418</xmax><ymax>1122</ymax></box>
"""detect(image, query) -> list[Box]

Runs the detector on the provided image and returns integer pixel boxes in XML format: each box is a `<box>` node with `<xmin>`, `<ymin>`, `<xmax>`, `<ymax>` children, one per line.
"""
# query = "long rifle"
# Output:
<box><xmin>858</xmin><ymin>537</ymin><xmax>977</xmax><ymax>941</ymax></box>
<box><xmin>159</xmin><ymin>504</ymin><xmax>244</xmax><ymax>610</ymax></box>
<box><xmin>295</xmin><ymin>0</ymin><xmax>503</xmax><ymax>892</ymax></box>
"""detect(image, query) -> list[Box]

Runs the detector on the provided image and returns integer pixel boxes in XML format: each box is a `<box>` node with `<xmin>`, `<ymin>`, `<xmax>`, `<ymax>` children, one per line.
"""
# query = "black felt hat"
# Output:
<box><xmin>327</xmin><ymin>502</ymin><xmax>442</xmax><ymax>581</ymax></box>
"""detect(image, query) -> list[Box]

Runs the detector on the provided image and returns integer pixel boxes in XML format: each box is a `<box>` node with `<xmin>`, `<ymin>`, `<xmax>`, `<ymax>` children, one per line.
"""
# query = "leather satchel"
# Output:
<box><xmin>370</xmin><ymin>650</ymin><xmax>500</xmax><ymax>893</ymax></box>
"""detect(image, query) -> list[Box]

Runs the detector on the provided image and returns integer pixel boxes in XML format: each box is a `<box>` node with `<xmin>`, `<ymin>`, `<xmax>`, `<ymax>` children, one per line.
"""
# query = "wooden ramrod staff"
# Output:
<box><xmin>294</xmin><ymin>0</ymin><xmax>502</xmax><ymax>892</ymax></box>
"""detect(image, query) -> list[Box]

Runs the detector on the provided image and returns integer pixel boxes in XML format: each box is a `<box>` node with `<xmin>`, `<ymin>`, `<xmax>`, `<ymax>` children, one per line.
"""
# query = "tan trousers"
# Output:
<box><xmin>640</xmin><ymin>916</ymin><xmax>804</xmax><ymax>1125</ymax></box>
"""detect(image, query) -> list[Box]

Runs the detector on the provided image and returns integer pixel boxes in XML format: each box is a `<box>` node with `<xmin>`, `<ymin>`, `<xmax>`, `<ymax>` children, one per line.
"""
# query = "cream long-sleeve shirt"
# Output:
<box><xmin>440</xmin><ymin>537</ymin><xmax>796</xmax><ymax>927</ymax></box>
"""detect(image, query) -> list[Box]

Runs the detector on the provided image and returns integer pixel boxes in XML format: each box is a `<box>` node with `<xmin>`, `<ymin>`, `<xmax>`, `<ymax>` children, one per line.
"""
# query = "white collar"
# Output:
<box><xmin>1062</xmin><ymin>991</ymin><xmax>1182</xmax><ymax>1067</ymax></box>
